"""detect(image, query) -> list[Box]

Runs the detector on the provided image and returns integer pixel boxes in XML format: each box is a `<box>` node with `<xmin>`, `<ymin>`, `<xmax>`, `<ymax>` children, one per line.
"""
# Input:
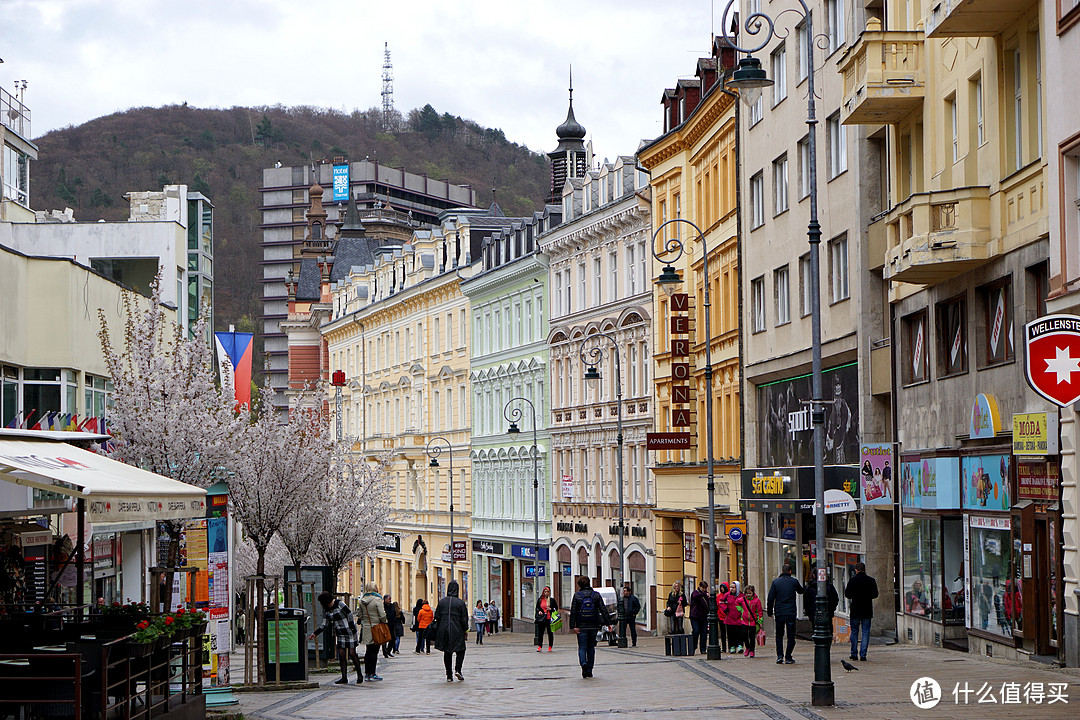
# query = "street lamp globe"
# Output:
<box><xmin>726</xmin><ymin>57</ymin><xmax>773</xmax><ymax>108</ymax></box>
<box><xmin>584</xmin><ymin>366</ymin><xmax>601</xmax><ymax>388</ymax></box>
<box><xmin>655</xmin><ymin>265</ymin><xmax>683</xmax><ymax>297</ymax></box>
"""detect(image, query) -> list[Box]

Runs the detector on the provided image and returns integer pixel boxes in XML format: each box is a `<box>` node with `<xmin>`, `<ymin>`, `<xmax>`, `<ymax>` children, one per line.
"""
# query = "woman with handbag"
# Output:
<box><xmin>740</xmin><ymin>585</ymin><xmax>764</xmax><ymax>658</ymax></box>
<box><xmin>358</xmin><ymin>582</ymin><xmax>389</xmax><ymax>681</ymax></box>
<box><xmin>534</xmin><ymin>586</ymin><xmax>559</xmax><ymax>652</ymax></box>
<box><xmin>666</xmin><ymin>583</ymin><xmax>687</xmax><ymax>634</ymax></box>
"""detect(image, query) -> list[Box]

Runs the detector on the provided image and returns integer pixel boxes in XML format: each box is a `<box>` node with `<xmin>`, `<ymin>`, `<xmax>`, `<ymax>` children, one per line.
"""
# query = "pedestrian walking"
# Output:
<box><xmin>570</xmin><ymin>576</ymin><xmax>613</xmax><ymax>678</ymax></box>
<box><xmin>802</xmin><ymin>566</ymin><xmax>839</xmax><ymax>631</ymax></box>
<box><xmin>473</xmin><ymin>601</ymin><xmax>487</xmax><ymax>644</ymax></box>
<box><xmin>689</xmin><ymin>581</ymin><xmax>711</xmax><ymax>655</ymax></box>
<box><xmin>766</xmin><ymin>563</ymin><xmax>804</xmax><ymax>664</ymax></box>
<box><xmin>844</xmin><ymin>562</ymin><xmax>878</xmax><ymax>661</ymax></box>
<box><xmin>235</xmin><ymin>609</ymin><xmax>246</xmax><ymax>646</ymax></box>
<box><xmin>485</xmin><ymin>601</ymin><xmax>497</xmax><ymax>635</ymax></box>
<box><xmin>393</xmin><ymin>601</ymin><xmax>405</xmax><ymax>655</ymax></box>
<box><xmin>415</xmin><ymin>599</ymin><xmax>434</xmax><ymax>654</ymax></box>
<box><xmin>665</xmin><ymin>582</ymin><xmax>687</xmax><ymax>635</ymax></box>
<box><xmin>618</xmin><ymin>585</ymin><xmax>640</xmax><ymax>647</ymax></box>
<box><xmin>723</xmin><ymin>581</ymin><xmax>745</xmax><ymax>655</ymax></box>
<box><xmin>309</xmin><ymin>591</ymin><xmax>363</xmax><ymax>685</ymax></box>
<box><xmin>534</xmin><ymin>586</ymin><xmax>559</xmax><ymax>652</ymax></box>
<box><xmin>715</xmin><ymin>583</ymin><xmax>731</xmax><ymax>653</ymax></box>
<box><xmin>434</xmin><ymin>580</ymin><xmax>470</xmax><ymax>682</ymax></box>
<box><xmin>381</xmin><ymin>594</ymin><xmax>397</xmax><ymax>658</ymax></box>
<box><xmin>357</xmin><ymin>583</ymin><xmax>388</xmax><ymax>681</ymax></box>
<box><xmin>739</xmin><ymin>585</ymin><xmax>764</xmax><ymax>658</ymax></box>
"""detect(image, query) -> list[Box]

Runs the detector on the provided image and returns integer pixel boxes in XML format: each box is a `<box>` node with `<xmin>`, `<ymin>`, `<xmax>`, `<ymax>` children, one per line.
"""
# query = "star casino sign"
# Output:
<box><xmin>1025</xmin><ymin>314</ymin><xmax>1080</xmax><ymax>407</ymax></box>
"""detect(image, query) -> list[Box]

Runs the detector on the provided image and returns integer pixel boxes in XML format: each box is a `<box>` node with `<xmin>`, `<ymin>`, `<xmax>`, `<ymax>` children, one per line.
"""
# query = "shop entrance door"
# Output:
<box><xmin>1033</xmin><ymin>516</ymin><xmax>1059</xmax><ymax>656</ymax></box>
<box><xmin>501</xmin><ymin>560</ymin><xmax>514</xmax><ymax>630</ymax></box>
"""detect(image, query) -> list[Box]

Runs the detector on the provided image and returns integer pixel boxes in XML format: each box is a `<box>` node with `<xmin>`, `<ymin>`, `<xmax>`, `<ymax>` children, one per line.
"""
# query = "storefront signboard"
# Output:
<box><xmin>740</xmin><ymin>465</ymin><xmax>860</xmax><ymax>503</ymax></box>
<box><xmin>900</xmin><ymin>456</ymin><xmax>961</xmax><ymax>509</ymax></box>
<box><xmin>510</xmin><ymin>544</ymin><xmax>549</xmax><ymax>561</ymax></box>
<box><xmin>1024</xmin><ymin>314</ymin><xmax>1080</xmax><ymax>407</ymax></box>
<box><xmin>683</xmin><ymin>532</ymin><xmax>696</xmax><ymax>562</ymax></box>
<box><xmin>18</xmin><ymin>530</ymin><xmax>52</xmax><ymax>547</ymax></box>
<box><xmin>1016</xmin><ymin>460</ymin><xmax>1060</xmax><ymax>501</ymax></box>
<box><xmin>859</xmin><ymin>443</ymin><xmax>893</xmax><ymax>506</ymax></box>
<box><xmin>1011</xmin><ymin>412</ymin><xmax>1058</xmax><ymax>455</ymax></box>
<box><xmin>757</xmin><ymin>363</ymin><xmax>860</xmax><ymax>467</ymax></box>
<box><xmin>824</xmin><ymin>488</ymin><xmax>858</xmax><ymax>514</ymax></box>
<box><xmin>969</xmin><ymin>393</ymin><xmax>1002</xmax><ymax>439</ymax></box>
<box><xmin>961</xmin><ymin>454</ymin><xmax>1011</xmax><ymax>511</ymax></box>
<box><xmin>471</xmin><ymin>540</ymin><xmax>504</xmax><ymax>555</ymax></box>
<box><xmin>561</xmin><ymin>474</ymin><xmax>574</xmax><ymax>499</ymax></box>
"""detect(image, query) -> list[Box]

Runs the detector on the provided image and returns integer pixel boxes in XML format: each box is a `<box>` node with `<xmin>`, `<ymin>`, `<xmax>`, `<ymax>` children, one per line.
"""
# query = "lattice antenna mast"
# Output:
<box><xmin>381</xmin><ymin>43</ymin><xmax>394</xmax><ymax>130</ymax></box>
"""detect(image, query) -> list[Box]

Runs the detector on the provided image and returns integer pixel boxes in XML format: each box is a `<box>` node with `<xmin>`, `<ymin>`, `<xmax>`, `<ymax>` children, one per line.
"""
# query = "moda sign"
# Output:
<box><xmin>1025</xmin><ymin>314</ymin><xmax>1080</xmax><ymax>406</ymax></box>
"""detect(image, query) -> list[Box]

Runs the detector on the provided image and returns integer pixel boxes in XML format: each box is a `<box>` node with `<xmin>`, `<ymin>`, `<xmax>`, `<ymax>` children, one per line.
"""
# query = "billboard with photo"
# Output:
<box><xmin>758</xmin><ymin>363</ymin><xmax>859</xmax><ymax>467</ymax></box>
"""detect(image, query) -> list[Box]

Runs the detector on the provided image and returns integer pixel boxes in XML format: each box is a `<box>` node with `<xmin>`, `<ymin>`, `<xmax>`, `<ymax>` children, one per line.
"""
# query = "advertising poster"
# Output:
<box><xmin>266</xmin><ymin>620</ymin><xmax>299</xmax><ymax>663</ymax></box>
<box><xmin>1017</xmin><ymin>461</ymin><xmax>1060</xmax><ymax>501</ymax></box>
<box><xmin>758</xmin><ymin>363</ymin><xmax>860</xmax><ymax>467</ymax></box>
<box><xmin>859</xmin><ymin>443</ymin><xmax>893</xmax><ymax>506</ymax></box>
<box><xmin>184</xmin><ymin>519</ymin><xmax>210</xmax><ymax>605</ymax></box>
<box><xmin>900</xmin><ymin>456</ymin><xmax>960</xmax><ymax>509</ymax></box>
<box><xmin>962</xmin><ymin>454</ymin><xmax>1011</xmax><ymax>511</ymax></box>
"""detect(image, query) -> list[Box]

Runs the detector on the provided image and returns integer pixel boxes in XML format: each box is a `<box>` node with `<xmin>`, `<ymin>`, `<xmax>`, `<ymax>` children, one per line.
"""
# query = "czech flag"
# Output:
<box><xmin>215</xmin><ymin>330</ymin><xmax>254</xmax><ymax>409</ymax></box>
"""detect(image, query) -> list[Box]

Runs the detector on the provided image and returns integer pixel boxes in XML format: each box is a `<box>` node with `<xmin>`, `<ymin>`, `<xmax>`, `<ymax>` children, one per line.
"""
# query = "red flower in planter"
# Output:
<box><xmin>176</xmin><ymin>608</ymin><xmax>185</xmax><ymax>615</ymax></box>
<box><xmin>137</xmin><ymin>621</ymin><xmax>149</xmax><ymax>630</ymax></box>
<box><xmin>164</xmin><ymin>616</ymin><xmax>174</xmax><ymax>625</ymax></box>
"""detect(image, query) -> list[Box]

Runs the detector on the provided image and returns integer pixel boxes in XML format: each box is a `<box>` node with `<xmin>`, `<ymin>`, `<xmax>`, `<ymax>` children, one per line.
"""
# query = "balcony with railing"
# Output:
<box><xmin>880</xmin><ymin>186</ymin><xmax>992</xmax><ymax>285</ymax></box>
<box><xmin>926</xmin><ymin>0</ymin><xmax>1037</xmax><ymax>38</ymax></box>
<box><xmin>1</xmin><ymin>86</ymin><xmax>31</xmax><ymax>139</ymax></box>
<box><xmin>839</xmin><ymin>20</ymin><xmax>925</xmax><ymax>125</ymax></box>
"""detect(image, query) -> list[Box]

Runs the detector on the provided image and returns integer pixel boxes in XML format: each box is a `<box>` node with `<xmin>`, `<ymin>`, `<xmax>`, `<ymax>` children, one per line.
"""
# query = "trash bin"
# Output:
<box><xmin>262</xmin><ymin>608</ymin><xmax>308</xmax><ymax>682</ymax></box>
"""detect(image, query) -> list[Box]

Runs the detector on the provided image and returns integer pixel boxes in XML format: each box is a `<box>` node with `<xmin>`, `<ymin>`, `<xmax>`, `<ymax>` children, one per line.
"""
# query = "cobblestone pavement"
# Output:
<box><xmin>233</xmin><ymin>632</ymin><xmax>1080</xmax><ymax>720</ymax></box>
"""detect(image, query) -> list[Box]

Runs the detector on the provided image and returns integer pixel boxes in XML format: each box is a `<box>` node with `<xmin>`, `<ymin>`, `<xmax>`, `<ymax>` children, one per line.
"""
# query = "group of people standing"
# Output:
<box><xmin>663</xmin><ymin>562</ymin><xmax>879</xmax><ymax>666</ymax></box>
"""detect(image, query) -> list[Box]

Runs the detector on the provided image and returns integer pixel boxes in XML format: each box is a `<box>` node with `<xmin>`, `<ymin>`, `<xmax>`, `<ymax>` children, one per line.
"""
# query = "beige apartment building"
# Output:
<box><xmin>839</xmin><ymin>0</ymin><xmax>1055</xmax><ymax>660</ymax></box>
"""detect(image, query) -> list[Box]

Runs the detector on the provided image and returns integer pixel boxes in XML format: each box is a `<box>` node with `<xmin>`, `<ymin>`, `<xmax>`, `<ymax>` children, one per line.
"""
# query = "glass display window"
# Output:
<box><xmin>968</xmin><ymin>516</ymin><xmax>1014</xmax><ymax>638</ymax></box>
<box><xmin>902</xmin><ymin>516</ymin><xmax>941</xmax><ymax>621</ymax></box>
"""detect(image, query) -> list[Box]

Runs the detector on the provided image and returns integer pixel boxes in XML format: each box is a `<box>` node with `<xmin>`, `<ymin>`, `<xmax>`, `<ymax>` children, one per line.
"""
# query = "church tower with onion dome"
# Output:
<box><xmin>546</xmin><ymin>70</ymin><xmax>591</xmax><ymax>205</ymax></box>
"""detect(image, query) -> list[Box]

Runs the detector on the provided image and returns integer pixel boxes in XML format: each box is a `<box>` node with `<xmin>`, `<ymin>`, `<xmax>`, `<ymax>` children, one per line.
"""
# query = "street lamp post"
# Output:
<box><xmin>722</xmin><ymin>1</ymin><xmax>833</xmax><ymax>705</ymax></box>
<box><xmin>504</xmin><ymin>397</ymin><xmax>543</xmax><ymax>609</ymax></box>
<box><xmin>652</xmin><ymin>217</ymin><xmax>722</xmax><ymax>662</ymax></box>
<box><xmin>426</xmin><ymin>437</ymin><xmax>455</xmax><ymax>581</ymax></box>
<box><xmin>579</xmin><ymin>330</ymin><xmax>628</xmax><ymax>648</ymax></box>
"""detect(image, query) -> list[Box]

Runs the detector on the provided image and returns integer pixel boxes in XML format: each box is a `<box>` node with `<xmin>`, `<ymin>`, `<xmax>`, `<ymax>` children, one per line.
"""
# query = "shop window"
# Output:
<box><xmin>978</xmin><ymin>280</ymin><xmax>1013</xmax><ymax>367</ymax></box>
<box><xmin>1027</xmin><ymin>261</ymin><xmax>1049</xmax><ymax>321</ymax></box>
<box><xmin>902</xmin><ymin>516</ymin><xmax>941</xmax><ymax>621</ymax></box>
<box><xmin>901</xmin><ymin>310</ymin><xmax>929</xmax><ymax>384</ymax></box>
<box><xmin>969</xmin><ymin>517</ymin><xmax>1015</xmax><ymax>638</ymax></box>
<box><xmin>828</xmin><ymin>551</ymin><xmax>861</xmax><ymax>617</ymax></box>
<box><xmin>936</xmin><ymin>295</ymin><xmax>967</xmax><ymax>377</ymax></box>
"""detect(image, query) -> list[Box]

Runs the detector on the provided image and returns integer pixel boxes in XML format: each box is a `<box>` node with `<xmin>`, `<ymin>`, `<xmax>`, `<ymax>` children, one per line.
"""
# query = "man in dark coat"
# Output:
<box><xmin>570</xmin><ymin>576</ymin><xmax>613</xmax><ymax>678</ymax></box>
<box><xmin>618</xmin><ymin>585</ymin><xmax>641</xmax><ymax>647</ymax></box>
<box><xmin>766</xmin><ymin>563</ymin><xmax>804</xmax><ymax>664</ymax></box>
<box><xmin>844</xmin><ymin>562</ymin><xmax>878</xmax><ymax>661</ymax></box>
<box><xmin>802</xmin><ymin>568</ymin><xmax>840</xmax><ymax>627</ymax></box>
<box><xmin>434</xmin><ymin>580</ymin><xmax>470</xmax><ymax>682</ymax></box>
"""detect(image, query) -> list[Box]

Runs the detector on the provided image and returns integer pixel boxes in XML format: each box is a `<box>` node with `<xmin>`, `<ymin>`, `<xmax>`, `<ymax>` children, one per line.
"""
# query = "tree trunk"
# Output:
<box><xmin>255</xmin><ymin>548</ymin><xmax>266</xmax><ymax>686</ymax></box>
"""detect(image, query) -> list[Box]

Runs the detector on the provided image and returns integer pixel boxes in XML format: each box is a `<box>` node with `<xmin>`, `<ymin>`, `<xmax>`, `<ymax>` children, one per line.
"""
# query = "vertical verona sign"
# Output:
<box><xmin>670</xmin><ymin>293</ymin><xmax>691</xmax><ymax>427</ymax></box>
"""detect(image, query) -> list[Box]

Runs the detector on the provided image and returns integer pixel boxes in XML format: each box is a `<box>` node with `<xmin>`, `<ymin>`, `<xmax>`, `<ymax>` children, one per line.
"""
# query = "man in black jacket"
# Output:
<box><xmin>618</xmin><ymin>585</ymin><xmax>641</xmax><ymax>647</ymax></box>
<box><xmin>570</xmin><ymin>576</ymin><xmax>613</xmax><ymax>678</ymax></box>
<box><xmin>434</xmin><ymin>580</ymin><xmax>470</xmax><ymax>682</ymax></box>
<box><xmin>802</xmin><ymin>567</ymin><xmax>840</xmax><ymax>625</ymax></box>
<box><xmin>766</xmin><ymin>563</ymin><xmax>804</xmax><ymax>664</ymax></box>
<box><xmin>844</xmin><ymin>562</ymin><xmax>878</xmax><ymax>661</ymax></box>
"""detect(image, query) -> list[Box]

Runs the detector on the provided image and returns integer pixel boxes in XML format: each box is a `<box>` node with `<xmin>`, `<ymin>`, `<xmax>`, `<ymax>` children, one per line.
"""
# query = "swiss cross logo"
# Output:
<box><xmin>1025</xmin><ymin>314</ymin><xmax>1080</xmax><ymax>407</ymax></box>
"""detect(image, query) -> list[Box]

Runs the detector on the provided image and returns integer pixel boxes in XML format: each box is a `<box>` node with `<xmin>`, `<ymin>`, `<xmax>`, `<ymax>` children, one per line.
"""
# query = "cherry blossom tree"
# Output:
<box><xmin>312</xmin><ymin>449</ymin><xmax>393</xmax><ymax>589</ymax></box>
<box><xmin>98</xmin><ymin>278</ymin><xmax>244</xmax><ymax>605</ymax></box>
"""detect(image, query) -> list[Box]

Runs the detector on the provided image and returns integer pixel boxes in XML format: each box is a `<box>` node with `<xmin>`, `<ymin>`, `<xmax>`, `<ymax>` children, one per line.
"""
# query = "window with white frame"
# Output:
<box><xmin>829</xmin><ymin>234</ymin><xmax>849</xmax><ymax>303</ymax></box>
<box><xmin>627</xmin><ymin>243</ymin><xmax>637</xmax><ymax>294</ymax></box>
<box><xmin>750</xmin><ymin>171</ymin><xmax>765</xmax><ymax>229</ymax></box>
<box><xmin>554</xmin><ymin>272</ymin><xmax>563</xmax><ymax>315</ymax></box>
<box><xmin>1013</xmin><ymin>47</ymin><xmax>1023</xmax><ymax>171</ymax></box>
<box><xmin>751</xmin><ymin>276</ymin><xmax>766</xmax><ymax>333</ymax></box>
<box><xmin>798</xmin><ymin>137</ymin><xmax>811</xmax><ymax>199</ymax></box>
<box><xmin>594</xmin><ymin>256</ymin><xmax>603</xmax><ymax>305</ymax></box>
<box><xmin>826</xmin><ymin>0</ymin><xmax>845</xmax><ymax>54</ymax></box>
<box><xmin>796</xmin><ymin>21</ymin><xmax>809</xmax><ymax>83</ymax></box>
<box><xmin>947</xmin><ymin>94</ymin><xmax>958</xmax><ymax>163</ymax></box>
<box><xmin>749</xmin><ymin>94</ymin><xmax>763</xmax><ymax>126</ymax></box>
<box><xmin>578</xmin><ymin>261</ymin><xmax>586</xmax><ymax>308</ymax></box>
<box><xmin>609</xmin><ymin>249</ymin><xmax>619</xmax><ymax>302</ymax></box>
<box><xmin>827</xmin><ymin>112</ymin><xmax>847</xmax><ymax>179</ymax></box>
<box><xmin>974</xmin><ymin>75</ymin><xmax>985</xmax><ymax>146</ymax></box>
<box><xmin>773</xmin><ymin>154</ymin><xmax>789</xmax><ymax>215</ymax></box>
<box><xmin>564</xmin><ymin>268</ymin><xmax>572</xmax><ymax>314</ymax></box>
<box><xmin>775</xmin><ymin>265</ymin><xmax>790</xmax><ymax>325</ymax></box>
<box><xmin>799</xmin><ymin>253</ymin><xmax>812</xmax><ymax>317</ymax></box>
<box><xmin>638</xmin><ymin>240</ymin><xmax>647</xmax><ymax>293</ymax></box>
<box><xmin>772</xmin><ymin>43</ymin><xmax>787</xmax><ymax>106</ymax></box>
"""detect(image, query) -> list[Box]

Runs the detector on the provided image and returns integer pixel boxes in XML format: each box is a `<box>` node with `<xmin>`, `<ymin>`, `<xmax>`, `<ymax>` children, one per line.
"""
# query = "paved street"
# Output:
<box><xmin>234</xmin><ymin>631</ymin><xmax>1080</xmax><ymax>720</ymax></box>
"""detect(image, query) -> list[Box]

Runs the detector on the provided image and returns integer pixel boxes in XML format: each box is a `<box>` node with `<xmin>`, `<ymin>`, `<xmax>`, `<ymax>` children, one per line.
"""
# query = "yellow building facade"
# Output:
<box><xmin>323</xmin><ymin>212</ymin><xmax>499</xmax><ymax>609</ymax></box>
<box><xmin>638</xmin><ymin>44</ymin><xmax>743</xmax><ymax>601</ymax></box>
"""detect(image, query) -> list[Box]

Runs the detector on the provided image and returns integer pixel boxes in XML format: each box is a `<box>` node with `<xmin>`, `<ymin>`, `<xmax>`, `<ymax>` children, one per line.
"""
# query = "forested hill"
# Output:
<box><xmin>30</xmin><ymin>104</ymin><xmax>552</xmax><ymax>330</ymax></box>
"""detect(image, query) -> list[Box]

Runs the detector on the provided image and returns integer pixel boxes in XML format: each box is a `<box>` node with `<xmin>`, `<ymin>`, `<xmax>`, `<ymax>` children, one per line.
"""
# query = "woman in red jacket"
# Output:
<box><xmin>715</xmin><ymin>582</ymin><xmax>731</xmax><ymax>653</ymax></box>
<box><xmin>739</xmin><ymin>585</ymin><xmax>764</xmax><ymax>657</ymax></box>
<box><xmin>723</xmin><ymin>581</ymin><xmax>746</xmax><ymax>654</ymax></box>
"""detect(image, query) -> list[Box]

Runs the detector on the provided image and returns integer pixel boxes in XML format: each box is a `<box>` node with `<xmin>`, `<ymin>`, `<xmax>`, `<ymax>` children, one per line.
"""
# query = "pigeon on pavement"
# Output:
<box><xmin>840</xmin><ymin>659</ymin><xmax>859</xmax><ymax>672</ymax></box>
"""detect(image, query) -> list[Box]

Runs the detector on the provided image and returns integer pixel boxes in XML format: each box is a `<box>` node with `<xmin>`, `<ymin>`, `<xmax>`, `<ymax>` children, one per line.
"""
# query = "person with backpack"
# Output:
<box><xmin>569</xmin><ymin>576</ymin><xmax>613</xmax><ymax>678</ymax></box>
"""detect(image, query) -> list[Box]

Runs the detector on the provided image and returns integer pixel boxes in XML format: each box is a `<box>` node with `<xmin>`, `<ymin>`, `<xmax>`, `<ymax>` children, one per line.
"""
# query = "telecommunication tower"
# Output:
<box><xmin>381</xmin><ymin>43</ymin><xmax>394</xmax><ymax>130</ymax></box>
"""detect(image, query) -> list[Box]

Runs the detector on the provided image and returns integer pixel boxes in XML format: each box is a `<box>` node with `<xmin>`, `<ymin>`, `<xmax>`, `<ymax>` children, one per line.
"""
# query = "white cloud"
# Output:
<box><xmin>2</xmin><ymin>0</ymin><xmax>729</xmax><ymax>157</ymax></box>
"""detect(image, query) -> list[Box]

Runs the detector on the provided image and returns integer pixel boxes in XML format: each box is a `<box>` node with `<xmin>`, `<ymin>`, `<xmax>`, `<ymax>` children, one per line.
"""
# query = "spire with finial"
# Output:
<box><xmin>548</xmin><ymin>65</ymin><xmax>589</xmax><ymax>205</ymax></box>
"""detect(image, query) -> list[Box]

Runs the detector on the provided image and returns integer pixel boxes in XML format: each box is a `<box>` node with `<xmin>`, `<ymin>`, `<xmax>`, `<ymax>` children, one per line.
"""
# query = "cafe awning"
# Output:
<box><xmin>0</xmin><ymin>436</ymin><xmax>206</xmax><ymax>523</ymax></box>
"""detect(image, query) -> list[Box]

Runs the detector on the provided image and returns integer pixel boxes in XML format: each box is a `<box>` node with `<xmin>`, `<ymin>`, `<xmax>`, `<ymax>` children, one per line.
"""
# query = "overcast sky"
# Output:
<box><xmin>1</xmin><ymin>0</ymin><xmax>733</xmax><ymax>159</ymax></box>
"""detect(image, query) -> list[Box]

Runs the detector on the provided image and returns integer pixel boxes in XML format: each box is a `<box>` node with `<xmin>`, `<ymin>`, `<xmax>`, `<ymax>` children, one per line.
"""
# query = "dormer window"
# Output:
<box><xmin>312</xmin><ymin>223</ymin><xmax>322</xmax><ymax>240</ymax></box>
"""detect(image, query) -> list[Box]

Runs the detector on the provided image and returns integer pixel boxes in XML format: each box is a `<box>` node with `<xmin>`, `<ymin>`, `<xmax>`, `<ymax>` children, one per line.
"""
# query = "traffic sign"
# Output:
<box><xmin>728</xmin><ymin>527</ymin><xmax>744</xmax><ymax>543</ymax></box>
<box><xmin>524</xmin><ymin>565</ymin><xmax>546</xmax><ymax>578</ymax></box>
